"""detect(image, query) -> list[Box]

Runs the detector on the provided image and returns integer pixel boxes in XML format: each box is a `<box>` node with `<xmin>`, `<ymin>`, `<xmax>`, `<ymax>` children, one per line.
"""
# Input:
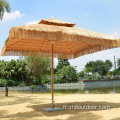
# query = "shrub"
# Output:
<box><xmin>30</xmin><ymin>85</ymin><xmax>37</xmax><ymax>89</ymax></box>
<box><xmin>6</xmin><ymin>80</ymin><xmax>16</xmax><ymax>86</ymax></box>
<box><xmin>28</xmin><ymin>75</ymin><xmax>41</xmax><ymax>85</ymax></box>
<box><xmin>56</xmin><ymin>66</ymin><xmax>78</xmax><ymax>83</ymax></box>
<box><xmin>106</xmin><ymin>76</ymin><xmax>111</xmax><ymax>80</ymax></box>
<box><xmin>0</xmin><ymin>79</ymin><xmax>7</xmax><ymax>87</ymax></box>
<box><xmin>84</xmin><ymin>76</ymin><xmax>93</xmax><ymax>80</ymax></box>
<box><xmin>114</xmin><ymin>75</ymin><xmax>120</xmax><ymax>79</ymax></box>
<box><xmin>41</xmin><ymin>74</ymin><xmax>51</xmax><ymax>84</ymax></box>
<box><xmin>96</xmin><ymin>75</ymin><xmax>102</xmax><ymax>80</ymax></box>
<box><xmin>0</xmin><ymin>79</ymin><xmax>17</xmax><ymax>87</ymax></box>
<box><xmin>17</xmin><ymin>82</ymin><xmax>26</xmax><ymax>87</ymax></box>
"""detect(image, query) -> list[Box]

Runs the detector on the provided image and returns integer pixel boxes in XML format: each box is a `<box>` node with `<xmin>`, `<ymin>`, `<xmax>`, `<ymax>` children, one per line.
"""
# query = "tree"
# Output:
<box><xmin>117</xmin><ymin>58</ymin><xmax>120</xmax><ymax>69</ymax></box>
<box><xmin>25</xmin><ymin>56</ymin><xmax>51</xmax><ymax>84</ymax></box>
<box><xmin>104</xmin><ymin>60</ymin><xmax>112</xmax><ymax>74</ymax></box>
<box><xmin>56</xmin><ymin>66</ymin><xmax>78</xmax><ymax>83</ymax></box>
<box><xmin>105</xmin><ymin>60</ymin><xmax>112</xmax><ymax>70</ymax></box>
<box><xmin>0</xmin><ymin>58</ymin><xmax>51</xmax><ymax>85</ymax></box>
<box><xmin>111</xmin><ymin>58</ymin><xmax>120</xmax><ymax>76</ymax></box>
<box><xmin>85</xmin><ymin>60</ymin><xmax>112</xmax><ymax>76</ymax></box>
<box><xmin>0</xmin><ymin>0</ymin><xmax>11</xmax><ymax>20</ymax></box>
<box><xmin>112</xmin><ymin>69</ymin><xmax>120</xmax><ymax>76</ymax></box>
<box><xmin>56</xmin><ymin>58</ymin><xmax>70</xmax><ymax>72</ymax></box>
<box><xmin>78</xmin><ymin>71</ymin><xmax>85</xmax><ymax>77</ymax></box>
<box><xmin>11</xmin><ymin>59</ymin><xmax>29</xmax><ymax>82</ymax></box>
<box><xmin>94</xmin><ymin>60</ymin><xmax>106</xmax><ymax>75</ymax></box>
<box><xmin>85</xmin><ymin>61</ymin><xmax>94</xmax><ymax>74</ymax></box>
<box><xmin>0</xmin><ymin>59</ymin><xmax>29</xmax><ymax>85</ymax></box>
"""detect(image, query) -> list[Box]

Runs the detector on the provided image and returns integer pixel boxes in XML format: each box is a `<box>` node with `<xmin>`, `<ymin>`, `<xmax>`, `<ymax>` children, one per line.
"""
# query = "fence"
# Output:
<box><xmin>47</xmin><ymin>83</ymin><xmax>84</xmax><ymax>90</ymax></box>
<box><xmin>0</xmin><ymin>85</ymin><xmax>47</xmax><ymax>93</ymax></box>
<box><xmin>47</xmin><ymin>80</ymin><xmax>120</xmax><ymax>90</ymax></box>
<box><xmin>0</xmin><ymin>80</ymin><xmax>120</xmax><ymax>93</ymax></box>
<box><xmin>83</xmin><ymin>80</ymin><xmax>120</xmax><ymax>89</ymax></box>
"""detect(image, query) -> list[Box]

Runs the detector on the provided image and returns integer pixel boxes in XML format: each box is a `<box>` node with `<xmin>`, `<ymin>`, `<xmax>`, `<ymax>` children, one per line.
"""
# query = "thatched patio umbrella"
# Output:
<box><xmin>1</xmin><ymin>18</ymin><xmax>120</xmax><ymax>111</ymax></box>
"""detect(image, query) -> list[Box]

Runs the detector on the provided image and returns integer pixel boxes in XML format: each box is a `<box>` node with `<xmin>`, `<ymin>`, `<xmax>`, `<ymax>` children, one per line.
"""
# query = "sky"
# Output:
<box><xmin>1</xmin><ymin>0</ymin><xmax>120</xmax><ymax>72</ymax></box>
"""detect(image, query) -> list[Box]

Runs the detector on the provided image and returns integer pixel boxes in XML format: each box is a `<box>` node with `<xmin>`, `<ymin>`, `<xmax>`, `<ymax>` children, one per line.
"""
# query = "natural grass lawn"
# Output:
<box><xmin>0</xmin><ymin>92</ymin><xmax>120</xmax><ymax>120</ymax></box>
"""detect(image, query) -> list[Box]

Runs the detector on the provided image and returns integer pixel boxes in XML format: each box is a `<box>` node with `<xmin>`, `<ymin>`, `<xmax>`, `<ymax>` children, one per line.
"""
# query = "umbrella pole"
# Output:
<box><xmin>51</xmin><ymin>44</ymin><xmax>54</xmax><ymax>108</ymax></box>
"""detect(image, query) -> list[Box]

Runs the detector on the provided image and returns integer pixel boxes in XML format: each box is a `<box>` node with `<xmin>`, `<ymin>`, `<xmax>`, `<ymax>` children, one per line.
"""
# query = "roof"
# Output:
<box><xmin>39</xmin><ymin>18</ymin><xmax>75</xmax><ymax>27</ymax></box>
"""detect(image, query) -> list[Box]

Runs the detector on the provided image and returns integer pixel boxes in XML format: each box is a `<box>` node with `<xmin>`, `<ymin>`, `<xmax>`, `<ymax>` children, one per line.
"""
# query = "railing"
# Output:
<box><xmin>0</xmin><ymin>80</ymin><xmax>120</xmax><ymax>94</ymax></box>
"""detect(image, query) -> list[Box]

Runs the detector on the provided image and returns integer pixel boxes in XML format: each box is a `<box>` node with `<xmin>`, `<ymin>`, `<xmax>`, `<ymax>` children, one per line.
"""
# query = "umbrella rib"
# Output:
<box><xmin>39</xmin><ymin>39</ymin><xmax>45</xmax><ymax>51</ymax></box>
<box><xmin>64</xmin><ymin>41</ymin><xmax>73</xmax><ymax>54</ymax></box>
<box><xmin>7</xmin><ymin>40</ymin><xmax>21</xmax><ymax>47</ymax></box>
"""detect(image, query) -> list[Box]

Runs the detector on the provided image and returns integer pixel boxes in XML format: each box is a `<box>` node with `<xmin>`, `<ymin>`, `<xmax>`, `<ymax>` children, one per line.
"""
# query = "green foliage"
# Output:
<box><xmin>106</xmin><ymin>76</ymin><xmax>111</xmax><ymax>80</ymax></box>
<box><xmin>56</xmin><ymin>66</ymin><xmax>78</xmax><ymax>83</ymax></box>
<box><xmin>0</xmin><ymin>58</ymin><xmax>51</xmax><ymax>86</ymax></box>
<box><xmin>41</xmin><ymin>74</ymin><xmax>51</xmax><ymax>84</ymax></box>
<box><xmin>0</xmin><ymin>60</ymin><xmax>29</xmax><ymax>83</ymax></box>
<box><xmin>117</xmin><ymin>58</ymin><xmax>120</xmax><ymax>69</ymax></box>
<box><xmin>6</xmin><ymin>80</ymin><xmax>16</xmax><ymax>86</ymax></box>
<box><xmin>107</xmin><ymin>71</ymin><xmax>113</xmax><ymax>76</ymax></box>
<box><xmin>55</xmin><ymin>59</ymin><xmax>70</xmax><ymax>72</ymax></box>
<box><xmin>84</xmin><ymin>76</ymin><xmax>93</xmax><ymax>80</ymax></box>
<box><xmin>0</xmin><ymin>0</ymin><xmax>11</xmax><ymax>20</ymax></box>
<box><xmin>0</xmin><ymin>79</ymin><xmax>17</xmax><ymax>87</ymax></box>
<box><xmin>30</xmin><ymin>85</ymin><xmax>37</xmax><ymax>89</ymax></box>
<box><xmin>0</xmin><ymin>79</ymin><xmax>7</xmax><ymax>87</ymax></box>
<box><xmin>85</xmin><ymin>61</ymin><xmax>94</xmax><ymax>73</ymax></box>
<box><xmin>114</xmin><ymin>75</ymin><xmax>120</xmax><ymax>79</ymax></box>
<box><xmin>25</xmin><ymin>56</ymin><xmax>50</xmax><ymax>84</ymax></box>
<box><xmin>96</xmin><ymin>75</ymin><xmax>102</xmax><ymax>80</ymax></box>
<box><xmin>29</xmin><ymin>75</ymin><xmax>41</xmax><ymax>85</ymax></box>
<box><xmin>17</xmin><ymin>82</ymin><xmax>26</xmax><ymax>87</ymax></box>
<box><xmin>78</xmin><ymin>71</ymin><xmax>85</xmax><ymax>77</ymax></box>
<box><xmin>84</xmin><ymin>75</ymin><xmax>104</xmax><ymax>81</ymax></box>
<box><xmin>105</xmin><ymin>60</ymin><xmax>112</xmax><ymax>70</ymax></box>
<box><xmin>112</xmin><ymin>69</ymin><xmax>120</xmax><ymax>76</ymax></box>
<box><xmin>85</xmin><ymin>60</ymin><xmax>112</xmax><ymax>76</ymax></box>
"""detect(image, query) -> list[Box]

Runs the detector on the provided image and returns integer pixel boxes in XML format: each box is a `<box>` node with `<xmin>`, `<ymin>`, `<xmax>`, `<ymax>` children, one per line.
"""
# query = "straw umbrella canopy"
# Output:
<box><xmin>1</xmin><ymin>18</ymin><xmax>120</xmax><ymax>108</ymax></box>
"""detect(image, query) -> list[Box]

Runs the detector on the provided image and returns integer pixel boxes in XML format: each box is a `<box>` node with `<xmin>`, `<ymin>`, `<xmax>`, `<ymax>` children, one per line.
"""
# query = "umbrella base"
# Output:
<box><xmin>42</xmin><ymin>107</ymin><xmax>64</xmax><ymax>112</ymax></box>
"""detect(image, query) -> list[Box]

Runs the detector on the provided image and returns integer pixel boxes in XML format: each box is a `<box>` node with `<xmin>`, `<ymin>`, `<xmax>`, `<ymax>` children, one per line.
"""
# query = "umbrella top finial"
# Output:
<box><xmin>39</xmin><ymin>18</ymin><xmax>75</xmax><ymax>27</ymax></box>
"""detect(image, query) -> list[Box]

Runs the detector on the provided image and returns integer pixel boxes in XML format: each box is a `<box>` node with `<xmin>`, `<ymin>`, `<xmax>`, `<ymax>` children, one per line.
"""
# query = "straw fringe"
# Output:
<box><xmin>1</xmin><ymin>18</ymin><xmax>120</xmax><ymax>59</ymax></box>
<box><xmin>2</xmin><ymin>44</ymin><xmax>120</xmax><ymax>59</ymax></box>
<box><xmin>2</xmin><ymin>51</ymin><xmax>74</xmax><ymax>59</ymax></box>
<box><xmin>74</xmin><ymin>45</ymin><xmax>119</xmax><ymax>58</ymax></box>
<box><xmin>1</xmin><ymin>38</ymin><xmax>120</xmax><ymax>59</ymax></box>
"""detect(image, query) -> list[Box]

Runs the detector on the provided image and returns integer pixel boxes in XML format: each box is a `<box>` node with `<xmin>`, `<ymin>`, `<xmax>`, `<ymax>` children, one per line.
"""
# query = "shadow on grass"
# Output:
<box><xmin>0</xmin><ymin>101</ymin><xmax>120</xmax><ymax>120</ymax></box>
